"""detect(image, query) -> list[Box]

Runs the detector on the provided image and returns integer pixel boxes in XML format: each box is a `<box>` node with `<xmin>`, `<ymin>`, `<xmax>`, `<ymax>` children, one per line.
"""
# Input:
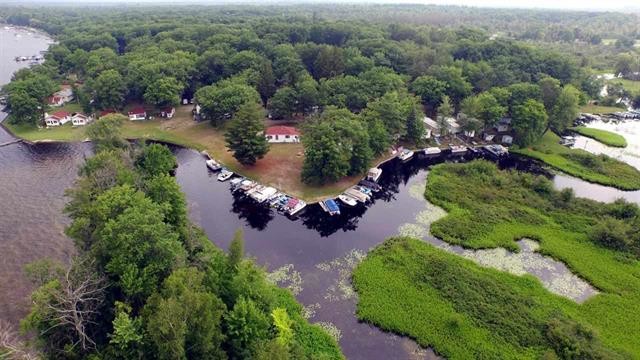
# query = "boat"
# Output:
<box><xmin>345</xmin><ymin>188</ymin><xmax>369</xmax><ymax>203</ymax></box>
<box><xmin>355</xmin><ymin>185</ymin><xmax>373</xmax><ymax>197</ymax></box>
<box><xmin>205</xmin><ymin>159</ymin><xmax>222</xmax><ymax>171</ymax></box>
<box><xmin>423</xmin><ymin>147</ymin><xmax>442</xmax><ymax>157</ymax></box>
<box><xmin>320</xmin><ymin>199</ymin><xmax>341</xmax><ymax>216</ymax></box>
<box><xmin>217</xmin><ymin>168</ymin><xmax>233</xmax><ymax>181</ymax></box>
<box><xmin>229</xmin><ymin>176</ymin><xmax>244</xmax><ymax>188</ymax></box>
<box><xmin>286</xmin><ymin>198</ymin><xmax>307</xmax><ymax>216</ymax></box>
<box><xmin>367</xmin><ymin>167</ymin><xmax>383</xmax><ymax>182</ymax></box>
<box><xmin>338</xmin><ymin>194</ymin><xmax>358</xmax><ymax>207</ymax></box>
<box><xmin>251</xmin><ymin>186</ymin><xmax>278</xmax><ymax>203</ymax></box>
<box><xmin>449</xmin><ymin>145</ymin><xmax>468</xmax><ymax>155</ymax></box>
<box><xmin>358</xmin><ymin>179</ymin><xmax>382</xmax><ymax>192</ymax></box>
<box><xmin>484</xmin><ymin>144</ymin><xmax>509</xmax><ymax>159</ymax></box>
<box><xmin>398</xmin><ymin>149</ymin><xmax>414</xmax><ymax>162</ymax></box>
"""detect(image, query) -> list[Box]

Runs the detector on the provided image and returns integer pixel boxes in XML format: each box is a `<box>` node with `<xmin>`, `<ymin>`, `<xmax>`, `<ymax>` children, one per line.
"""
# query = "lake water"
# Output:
<box><xmin>0</xmin><ymin>27</ymin><xmax>631</xmax><ymax>359</ymax></box>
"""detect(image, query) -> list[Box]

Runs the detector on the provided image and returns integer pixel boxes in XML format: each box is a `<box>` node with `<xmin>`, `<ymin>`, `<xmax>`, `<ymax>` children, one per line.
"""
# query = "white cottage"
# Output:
<box><xmin>160</xmin><ymin>107</ymin><xmax>175</xmax><ymax>119</ymax></box>
<box><xmin>445</xmin><ymin>117</ymin><xmax>461</xmax><ymax>134</ymax></box>
<box><xmin>422</xmin><ymin>117</ymin><xmax>440</xmax><ymax>139</ymax></box>
<box><xmin>265</xmin><ymin>126</ymin><xmax>300</xmax><ymax>143</ymax></box>
<box><xmin>44</xmin><ymin>110</ymin><xmax>71</xmax><ymax>127</ymax></box>
<box><xmin>128</xmin><ymin>106</ymin><xmax>147</xmax><ymax>121</ymax></box>
<box><xmin>71</xmin><ymin>113</ymin><xmax>92</xmax><ymax>126</ymax></box>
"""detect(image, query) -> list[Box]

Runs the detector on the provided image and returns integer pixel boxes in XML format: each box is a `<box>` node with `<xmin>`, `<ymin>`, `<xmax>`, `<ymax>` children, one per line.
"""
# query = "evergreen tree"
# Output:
<box><xmin>405</xmin><ymin>106</ymin><xmax>425</xmax><ymax>143</ymax></box>
<box><xmin>224</xmin><ymin>103</ymin><xmax>270</xmax><ymax>165</ymax></box>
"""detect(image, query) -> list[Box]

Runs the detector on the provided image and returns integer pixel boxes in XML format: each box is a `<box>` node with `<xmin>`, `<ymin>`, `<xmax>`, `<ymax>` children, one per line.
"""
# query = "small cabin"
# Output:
<box><xmin>445</xmin><ymin>117</ymin><xmax>461</xmax><ymax>134</ymax></box>
<box><xmin>423</xmin><ymin>117</ymin><xmax>440</xmax><ymax>138</ymax></box>
<box><xmin>128</xmin><ymin>106</ymin><xmax>147</xmax><ymax>121</ymax></box>
<box><xmin>496</xmin><ymin>118</ymin><xmax>512</xmax><ymax>133</ymax></box>
<box><xmin>265</xmin><ymin>126</ymin><xmax>300</xmax><ymax>143</ymax></box>
<box><xmin>160</xmin><ymin>107</ymin><xmax>175</xmax><ymax>119</ymax></box>
<box><xmin>71</xmin><ymin>113</ymin><xmax>92</xmax><ymax>126</ymax></box>
<box><xmin>47</xmin><ymin>96</ymin><xmax>65</xmax><ymax>107</ymax></box>
<box><xmin>501</xmin><ymin>135</ymin><xmax>513</xmax><ymax>145</ymax></box>
<box><xmin>45</xmin><ymin>110</ymin><xmax>71</xmax><ymax>127</ymax></box>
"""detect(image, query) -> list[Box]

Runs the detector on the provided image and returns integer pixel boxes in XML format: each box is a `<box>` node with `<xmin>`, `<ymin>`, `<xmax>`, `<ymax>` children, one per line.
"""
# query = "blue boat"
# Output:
<box><xmin>320</xmin><ymin>199</ymin><xmax>341</xmax><ymax>216</ymax></box>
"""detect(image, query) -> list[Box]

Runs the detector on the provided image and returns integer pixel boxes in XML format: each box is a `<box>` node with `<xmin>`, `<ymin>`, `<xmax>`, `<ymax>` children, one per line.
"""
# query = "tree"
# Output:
<box><xmin>228</xmin><ymin>229</ymin><xmax>244</xmax><ymax>271</ymax></box>
<box><xmin>143</xmin><ymin>77</ymin><xmax>183</xmax><ymax>108</ymax></box>
<box><xmin>135</xmin><ymin>143</ymin><xmax>177</xmax><ymax>177</ymax></box>
<box><xmin>269</xmin><ymin>87</ymin><xmax>298</xmax><ymax>119</ymax></box>
<box><xmin>224</xmin><ymin>297</ymin><xmax>270</xmax><ymax>358</ymax></box>
<box><xmin>225</xmin><ymin>102</ymin><xmax>269</xmax><ymax>165</ymax></box>
<box><xmin>92</xmin><ymin>69</ymin><xmax>126</xmax><ymax>110</ymax></box>
<box><xmin>429</xmin><ymin>65</ymin><xmax>472</xmax><ymax>106</ymax></box>
<box><xmin>404</xmin><ymin>106</ymin><xmax>425</xmax><ymax>143</ymax></box>
<box><xmin>301</xmin><ymin>122</ymin><xmax>350</xmax><ymax>184</ymax></box>
<box><xmin>361</xmin><ymin>91</ymin><xmax>412</xmax><ymax>140</ymax></box>
<box><xmin>512</xmin><ymin>99</ymin><xmax>548</xmax><ymax>146</ymax></box>
<box><xmin>256</xmin><ymin>60</ymin><xmax>277</xmax><ymax>105</ymax></box>
<box><xmin>86</xmin><ymin>114</ymin><xmax>128</xmax><ymax>152</ymax></box>
<box><xmin>7</xmin><ymin>90</ymin><xmax>41</xmax><ymax>125</ymax></box>
<box><xmin>143</xmin><ymin>174</ymin><xmax>187</xmax><ymax>231</ymax></box>
<box><xmin>313</xmin><ymin>46</ymin><xmax>345</xmax><ymax>79</ymax></box>
<box><xmin>195</xmin><ymin>81</ymin><xmax>260</xmax><ymax>126</ymax></box>
<box><xmin>109</xmin><ymin>302</ymin><xmax>144</xmax><ymax>359</ymax></box>
<box><xmin>538</xmin><ymin>76</ymin><xmax>562</xmax><ymax>113</ymax></box>
<box><xmin>411</xmin><ymin>75</ymin><xmax>447</xmax><ymax>109</ymax></box>
<box><xmin>271</xmin><ymin>308</ymin><xmax>294</xmax><ymax>348</ymax></box>
<box><xmin>550</xmin><ymin>85</ymin><xmax>580</xmax><ymax>132</ymax></box>
<box><xmin>461</xmin><ymin>92</ymin><xmax>506</xmax><ymax>129</ymax></box>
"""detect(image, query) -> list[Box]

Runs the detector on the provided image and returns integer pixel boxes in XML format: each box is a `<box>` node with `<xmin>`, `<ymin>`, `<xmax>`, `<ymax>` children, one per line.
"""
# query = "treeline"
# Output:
<box><xmin>0</xmin><ymin>5</ymin><xmax>602</xmax><ymax>184</ymax></box>
<box><xmin>19</xmin><ymin>115</ymin><xmax>342</xmax><ymax>359</ymax></box>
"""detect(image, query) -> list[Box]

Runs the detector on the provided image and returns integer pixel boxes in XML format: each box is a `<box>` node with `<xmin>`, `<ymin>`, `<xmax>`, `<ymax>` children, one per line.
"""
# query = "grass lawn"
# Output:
<box><xmin>512</xmin><ymin>131</ymin><xmax>640</xmax><ymax>190</ymax></box>
<box><xmin>353</xmin><ymin>162</ymin><xmax>640</xmax><ymax>359</ymax></box>
<box><xmin>609</xmin><ymin>78</ymin><xmax>640</xmax><ymax>95</ymax></box>
<box><xmin>570</xmin><ymin>126</ymin><xmax>627</xmax><ymax>148</ymax></box>
<box><xmin>5</xmin><ymin>105</ymin><xmax>377</xmax><ymax>202</ymax></box>
<box><xmin>579</xmin><ymin>103</ymin><xmax>625</xmax><ymax>114</ymax></box>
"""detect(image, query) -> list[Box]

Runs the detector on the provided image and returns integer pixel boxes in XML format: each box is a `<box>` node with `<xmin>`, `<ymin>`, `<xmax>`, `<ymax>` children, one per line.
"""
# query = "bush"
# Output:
<box><xmin>589</xmin><ymin>217</ymin><xmax>632</xmax><ymax>251</ymax></box>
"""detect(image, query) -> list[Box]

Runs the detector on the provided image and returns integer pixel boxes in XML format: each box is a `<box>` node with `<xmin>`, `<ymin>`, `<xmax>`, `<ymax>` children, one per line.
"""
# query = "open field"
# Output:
<box><xmin>353</xmin><ymin>161</ymin><xmax>640</xmax><ymax>359</ymax></box>
<box><xmin>570</xmin><ymin>126</ymin><xmax>627</xmax><ymax>148</ymax></box>
<box><xmin>609</xmin><ymin>78</ymin><xmax>640</xmax><ymax>95</ymax></box>
<box><xmin>4</xmin><ymin>105</ymin><xmax>379</xmax><ymax>202</ymax></box>
<box><xmin>512</xmin><ymin>131</ymin><xmax>640</xmax><ymax>190</ymax></box>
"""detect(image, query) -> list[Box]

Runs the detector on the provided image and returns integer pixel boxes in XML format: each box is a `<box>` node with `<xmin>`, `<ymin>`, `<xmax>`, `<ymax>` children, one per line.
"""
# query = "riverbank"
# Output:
<box><xmin>353</xmin><ymin>161</ymin><xmax>640</xmax><ymax>358</ymax></box>
<box><xmin>570</xmin><ymin>126</ymin><xmax>627</xmax><ymax>148</ymax></box>
<box><xmin>2</xmin><ymin>106</ymin><xmax>390</xmax><ymax>202</ymax></box>
<box><xmin>512</xmin><ymin>131</ymin><xmax>640</xmax><ymax>190</ymax></box>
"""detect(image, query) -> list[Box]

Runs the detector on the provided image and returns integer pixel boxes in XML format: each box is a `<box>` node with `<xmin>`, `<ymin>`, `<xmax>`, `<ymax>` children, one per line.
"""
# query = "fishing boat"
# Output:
<box><xmin>286</xmin><ymin>198</ymin><xmax>307</xmax><ymax>216</ymax></box>
<box><xmin>338</xmin><ymin>194</ymin><xmax>358</xmax><ymax>207</ymax></box>
<box><xmin>320</xmin><ymin>199</ymin><xmax>341</xmax><ymax>216</ymax></box>
<box><xmin>229</xmin><ymin>177</ymin><xmax>244</xmax><ymax>188</ymax></box>
<box><xmin>366</xmin><ymin>167</ymin><xmax>383</xmax><ymax>182</ymax></box>
<box><xmin>355</xmin><ymin>185</ymin><xmax>373</xmax><ymax>197</ymax></box>
<box><xmin>398</xmin><ymin>149</ymin><xmax>414</xmax><ymax>162</ymax></box>
<box><xmin>358</xmin><ymin>179</ymin><xmax>382</xmax><ymax>192</ymax></box>
<box><xmin>483</xmin><ymin>144</ymin><xmax>509</xmax><ymax>159</ymax></box>
<box><xmin>217</xmin><ymin>168</ymin><xmax>233</xmax><ymax>181</ymax></box>
<box><xmin>423</xmin><ymin>147</ymin><xmax>442</xmax><ymax>157</ymax></box>
<box><xmin>205</xmin><ymin>159</ymin><xmax>222</xmax><ymax>171</ymax></box>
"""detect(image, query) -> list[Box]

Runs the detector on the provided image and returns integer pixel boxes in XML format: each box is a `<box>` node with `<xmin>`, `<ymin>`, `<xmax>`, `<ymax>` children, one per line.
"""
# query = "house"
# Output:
<box><xmin>44</xmin><ymin>110</ymin><xmax>71</xmax><ymax>127</ymax></box>
<box><xmin>423</xmin><ymin>117</ymin><xmax>440</xmax><ymax>138</ymax></box>
<box><xmin>445</xmin><ymin>117</ymin><xmax>461</xmax><ymax>134</ymax></box>
<box><xmin>128</xmin><ymin>106</ymin><xmax>147</xmax><ymax>121</ymax></box>
<box><xmin>47</xmin><ymin>96</ymin><xmax>65</xmax><ymax>107</ymax></box>
<box><xmin>265</xmin><ymin>126</ymin><xmax>300</xmax><ymax>143</ymax></box>
<box><xmin>47</xmin><ymin>86</ymin><xmax>74</xmax><ymax>107</ymax></box>
<box><xmin>160</xmin><ymin>107</ymin><xmax>175</xmax><ymax>119</ymax></box>
<box><xmin>464</xmin><ymin>129</ymin><xmax>476</xmax><ymax>138</ymax></box>
<box><xmin>71</xmin><ymin>113</ymin><xmax>92</xmax><ymax>126</ymax></box>
<box><xmin>496</xmin><ymin>118</ymin><xmax>512</xmax><ymax>133</ymax></box>
<box><xmin>501</xmin><ymin>135</ymin><xmax>513</xmax><ymax>145</ymax></box>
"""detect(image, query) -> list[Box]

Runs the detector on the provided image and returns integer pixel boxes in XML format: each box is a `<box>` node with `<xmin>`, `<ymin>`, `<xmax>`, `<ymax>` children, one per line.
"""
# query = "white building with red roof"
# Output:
<box><xmin>265</xmin><ymin>126</ymin><xmax>300</xmax><ymax>143</ymax></box>
<box><xmin>71</xmin><ymin>113</ymin><xmax>92</xmax><ymax>126</ymax></box>
<box><xmin>128</xmin><ymin>106</ymin><xmax>147</xmax><ymax>121</ymax></box>
<box><xmin>44</xmin><ymin>110</ymin><xmax>71</xmax><ymax>127</ymax></box>
<box><xmin>160</xmin><ymin>107</ymin><xmax>175</xmax><ymax>119</ymax></box>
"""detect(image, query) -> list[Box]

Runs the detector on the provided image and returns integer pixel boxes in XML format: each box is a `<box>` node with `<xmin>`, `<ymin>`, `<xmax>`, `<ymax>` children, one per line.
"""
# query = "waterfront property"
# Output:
<box><xmin>422</xmin><ymin>116</ymin><xmax>439</xmax><ymax>138</ymax></box>
<box><xmin>44</xmin><ymin>110</ymin><xmax>71</xmax><ymax>127</ymax></box>
<box><xmin>71</xmin><ymin>112</ymin><xmax>92</xmax><ymax>126</ymax></box>
<box><xmin>265</xmin><ymin>125</ymin><xmax>300</xmax><ymax>143</ymax></box>
<box><xmin>160</xmin><ymin>107</ymin><xmax>176</xmax><ymax>119</ymax></box>
<box><xmin>128</xmin><ymin>106</ymin><xmax>147</xmax><ymax>121</ymax></box>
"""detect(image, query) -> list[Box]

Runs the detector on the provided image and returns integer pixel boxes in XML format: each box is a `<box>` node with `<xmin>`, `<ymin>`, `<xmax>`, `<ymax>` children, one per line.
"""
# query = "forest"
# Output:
<box><xmin>2</xmin><ymin>4</ymin><xmax>639</xmax><ymax>185</ymax></box>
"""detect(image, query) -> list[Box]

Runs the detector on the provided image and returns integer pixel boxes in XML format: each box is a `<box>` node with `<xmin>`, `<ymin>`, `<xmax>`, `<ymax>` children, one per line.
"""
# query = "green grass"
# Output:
<box><xmin>512</xmin><ymin>131</ymin><xmax>640</xmax><ymax>190</ymax></box>
<box><xmin>353</xmin><ymin>161</ymin><xmax>640</xmax><ymax>359</ymax></box>
<box><xmin>610</xmin><ymin>78</ymin><xmax>640</xmax><ymax>95</ymax></box>
<box><xmin>4</xmin><ymin>122</ymin><xmax>88</xmax><ymax>142</ymax></box>
<box><xmin>580</xmin><ymin>103</ymin><xmax>625</xmax><ymax>114</ymax></box>
<box><xmin>570</xmin><ymin>127</ymin><xmax>627</xmax><ymax>148</ymax></box>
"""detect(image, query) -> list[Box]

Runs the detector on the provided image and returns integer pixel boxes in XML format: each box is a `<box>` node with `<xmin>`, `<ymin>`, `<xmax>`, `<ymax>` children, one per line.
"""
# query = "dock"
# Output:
<box><xmin>0</xmin><ymin>139</ymin><xmax>22</xmax><ymax>148</ymax></box>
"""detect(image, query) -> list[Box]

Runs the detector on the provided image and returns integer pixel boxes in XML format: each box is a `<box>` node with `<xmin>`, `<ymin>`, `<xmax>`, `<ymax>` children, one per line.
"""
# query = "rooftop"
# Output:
<box><xmin>265</xmin><ymin>125</ymin><xmax>300</xmax><ymax>136</ymax></box>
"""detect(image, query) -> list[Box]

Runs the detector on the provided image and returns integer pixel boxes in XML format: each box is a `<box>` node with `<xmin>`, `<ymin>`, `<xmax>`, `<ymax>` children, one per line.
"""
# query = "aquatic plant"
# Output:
<box><xmin>267</xmin><ymin>264</ymin><xmax>304</xmax><ymax>295</ymax></box>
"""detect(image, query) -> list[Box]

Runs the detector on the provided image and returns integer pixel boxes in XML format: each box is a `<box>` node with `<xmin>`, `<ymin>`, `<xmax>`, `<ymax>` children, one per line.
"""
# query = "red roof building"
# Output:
<box><xmin>51</xmin><ymin>110</ymin><xmax>70</xmax><ymax>119</ymax></box>
<box><xmin>99</xmin><ymin>109</ymin><xmax>116</xmax><ymax>117</ymax></box>
<box><xmin>128</xmin><ymin>106</ymin><xmax>147</xmax><ymax>120</ymax></box>
<box><xmin>265</xmin><ymin>126</ymin><xmax>300</xmax><ymax>143</ymax></box>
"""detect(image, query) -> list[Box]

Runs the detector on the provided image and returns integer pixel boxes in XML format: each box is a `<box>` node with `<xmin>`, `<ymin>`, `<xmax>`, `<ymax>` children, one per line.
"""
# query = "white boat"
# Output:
<box><xmin>449</xmin><ymin>145</ymin><xmax>468</xmax><ymax>155</ymax></box>
<box><xmin>319</xmin><ymin>199</ymin><xmax>341</xmax><ymax>216</ymax></box>
<box><xmin>286</xmin><ymin>198</ymin><xmax>307</xmax><ymax>216</ymax></box>
<box><xmin>251</xmin><ymin>186</ymin><xmax>278</xmax><ymax>203</ymax></box>
<box><xmin>345</xmin><ymin>188</ymin><xmax>369</xmax><ymax>203</ymax></box>
<box><xmin>338</xmin><ymin>194</ymin><xmax>358</xmax><ymax>207</ymax></box>
<box><xmin>206</xmin><ymin>159</ymin><xmax>222</xmax><ymax>171</ymax></box>
<box><xmin>398</xmin><ymin>149</ymin><xmax>414</xmax><ymax>162</ymax></box>
<box><xmin>217</xmin><ymin>169</ymin><xmax>233</xmax><ymax>181</ymax></box>
<box><xmin>423</xmin><ymin>147</ymin><xmax>442</xmax><ymax>156</ymax></box>
<box><xmin>367</xmin><ymin>167</ymin><xmax>382</xmax><ymax>182</ymax></box>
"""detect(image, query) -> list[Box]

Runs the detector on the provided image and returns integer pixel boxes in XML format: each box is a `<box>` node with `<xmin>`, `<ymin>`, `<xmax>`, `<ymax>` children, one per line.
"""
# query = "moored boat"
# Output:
<box><xmin>286</xmin><ymin>198</ymin><xmax>307</xmax><ymax>216</ymax></box>
<box><xmin>338</xmin><ymin>194</ymin><xmax>358</xmax><ymax>207</ymax></box>
<box><xmin>251</xmin><ymin>186</ymin><xmax>278</xmax><ymax>203</ymax></box>
<box><xmin>206</xmin><ymin>159</ymin><xmax>222</xmax><ymax>171</ymax></box>
<box><xmin>320</xmin><ymin>199</ymin><xmax>341</xmax><ymax>216</ymax></box>
<box><xmin>367</xmin><ymin>167</ymin><xmax>382</xmax><ymax>182</ymax></box>
<box><xmin>345</xmin><ymin>188</ymin><xmax>369</xmax><ymax>203</ymax></box>
<box><xmin>423</xmin><ymin>147</ymin><xmax>442</xmax><ymax>156</ymax></box>
<box><xmin>217</xmin><ymin>168</ymin><xmax>233</xmax><ymax>181</ymax></box>
<box><xmin>449</xmin><ymin>145</ymin><xmax>468</xmax><ymax>155</ymax></box>
<box><xmin>358</xmin><ymin>179</ymin><xmax>382</xmax><ymax>192</ymax></box>
<box><xmin>398</xmin><ymin>149</ymin><xmax>414</xmax><ymax>162</ymax></box>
